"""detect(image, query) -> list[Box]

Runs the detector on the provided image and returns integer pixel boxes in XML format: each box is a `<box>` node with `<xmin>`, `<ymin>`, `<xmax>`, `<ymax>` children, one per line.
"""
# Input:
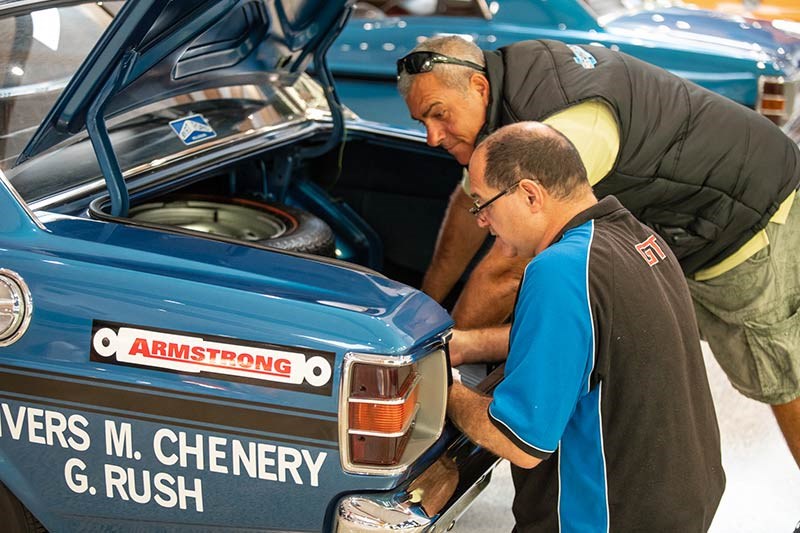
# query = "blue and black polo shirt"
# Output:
<box><xmin>489</xmin><ymin>197</ymin><xmax>725</xmax><ymax>532</ymax></box>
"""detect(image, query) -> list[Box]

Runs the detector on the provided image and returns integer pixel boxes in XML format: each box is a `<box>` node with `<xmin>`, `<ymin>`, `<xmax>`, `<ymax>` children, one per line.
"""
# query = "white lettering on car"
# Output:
<box><xmin>105</xmin><ymin>421</ymin><xmax>134</xmax><ymax>458</ymax></box>
<box><xmin>0</xmin><ymin>403</ymin><xmax>90</xmax><ymax>451</ymax></box>
<box><xmin>65</xmin><ymin>458</ymin><xmax>93</xmax><ymax>495</ymax></box>
<box><xmin>152</xmin><ymin>428</ymin><xmax>327</xmax><ymax>487</ymax></box>
<box><xmin>104</xmin><ymin>464</ymin><xmax>204</xmax><ymax>512</ymax></box>
<box><xmin>2</xmin><ymin>403</ymin><xmax>328</xmax><ymax>517</ymax></box>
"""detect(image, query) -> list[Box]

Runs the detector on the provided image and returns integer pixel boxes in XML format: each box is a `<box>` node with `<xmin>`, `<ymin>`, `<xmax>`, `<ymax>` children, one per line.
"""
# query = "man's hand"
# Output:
<box><xmin>447</xmin><ymin>382</ymin><xmax>541</xmax><ymax>469</ymax></box>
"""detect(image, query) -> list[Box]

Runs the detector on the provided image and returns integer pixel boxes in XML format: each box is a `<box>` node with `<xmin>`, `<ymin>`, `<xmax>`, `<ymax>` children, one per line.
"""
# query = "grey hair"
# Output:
<box><xmin>397</xmin><ymin>35</ymin><xmax>485</xmax><ymax>99</ymax></box>
<box><xmin>482</xmin><ymin>122</ymin><xmax>589</xmax><ymax>200</ymax></box>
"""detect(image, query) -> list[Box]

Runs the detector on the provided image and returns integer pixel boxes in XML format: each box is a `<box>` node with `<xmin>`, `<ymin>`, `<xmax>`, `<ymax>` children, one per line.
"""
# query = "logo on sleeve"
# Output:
<box><xmin>567</xmin><ymin>45</ymin><xmax>597</xmax><ymax>69</ymax></box>
<box><xmin>635</xmin><ymin>235</ymin><xmax>667</xmax><ymax>266</ymax></box>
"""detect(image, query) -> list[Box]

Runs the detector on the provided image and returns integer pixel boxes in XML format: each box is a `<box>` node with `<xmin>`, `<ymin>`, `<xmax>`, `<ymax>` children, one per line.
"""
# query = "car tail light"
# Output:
<box><xmin>339</xmin><ymin>349</ymin><xmax>447</xmax><ymax>475</ymax></box>
<box><xmin>757</xmin><ymin>76</ymin><xmax>798</xmax><ymax>127</ymax></box>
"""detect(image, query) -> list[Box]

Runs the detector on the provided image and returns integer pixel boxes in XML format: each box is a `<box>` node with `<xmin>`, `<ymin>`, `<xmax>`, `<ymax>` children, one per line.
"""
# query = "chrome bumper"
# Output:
<box><xmin>334</xmin><ymin>435</ymin><xmax>499</xmax><ymax>532</ymax></box>
<box><xmin>336</xmin><ymin>365</ymin><xmax>505</xmax><ymax>532</ymax></box>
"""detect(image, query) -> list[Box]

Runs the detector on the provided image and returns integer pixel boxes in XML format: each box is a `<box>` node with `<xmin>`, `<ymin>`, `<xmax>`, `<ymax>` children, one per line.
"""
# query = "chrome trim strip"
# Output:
<box><xmin>0</xmin><ymin>0</ymin><xmax>57</xmax><ymax>13</ymax></box>
<box><xmin>0</xmin><ymin>78</ymin><xmax>69</xmax><ymax>99</ymax></box>
<box><xmin>345</xmin><ymin>120</ymin><xmax>427</xmax><ymax>143</ymax></box>
<box><xmin>348</xmin><ymin>372</ymin><xmax>421</xmax><ymax>405</ymax></box>
<box><xmin>335</xmin><ymin>456</ymin><xmax>498</xmax><ymax>532</ymax></box>
<box><xmin>425</xmin><ymin>466</ymin><xmax>494</xmax><ymax>533</ymax></box>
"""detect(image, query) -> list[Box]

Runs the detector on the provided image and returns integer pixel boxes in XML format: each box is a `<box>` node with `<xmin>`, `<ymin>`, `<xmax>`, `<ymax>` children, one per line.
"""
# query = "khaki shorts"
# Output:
<box><xmin>687</xmin><ymin>201</ymin><xmax>800</xmax><ymax>405</ymax></box>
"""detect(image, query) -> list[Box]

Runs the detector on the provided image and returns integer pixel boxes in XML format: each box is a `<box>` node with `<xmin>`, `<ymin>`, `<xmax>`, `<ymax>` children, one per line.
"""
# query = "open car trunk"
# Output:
<box><xmin>87</xmin><ymin>129</ymin><xmax>466</xmax><ymax>291</ymax></box>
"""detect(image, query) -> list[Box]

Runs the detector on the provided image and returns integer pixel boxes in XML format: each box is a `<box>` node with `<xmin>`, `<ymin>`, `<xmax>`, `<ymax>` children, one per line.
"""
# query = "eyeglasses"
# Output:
<box><xmin>396</xmin><ymin>51</ymin><xmax>486</xmax><ymax>78</ymax></box>
<box><xmin>469</xmin><ymin>181</ymin><xmax>521</xmax><ymax>217</ymax></box>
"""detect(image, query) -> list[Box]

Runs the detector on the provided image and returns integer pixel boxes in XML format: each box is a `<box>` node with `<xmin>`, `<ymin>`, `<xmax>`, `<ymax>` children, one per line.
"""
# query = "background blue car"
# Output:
<box><xmin>329</xmin><ymin>0</ymin><xmax>800</xmax><ymax>135</ymax></box>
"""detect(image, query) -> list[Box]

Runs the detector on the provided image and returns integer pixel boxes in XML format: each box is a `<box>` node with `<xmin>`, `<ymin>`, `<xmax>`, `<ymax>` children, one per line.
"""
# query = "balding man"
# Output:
<box><xmin>447</xmin><ymin>122</ymin><xmax>724</xmax><ymax>531</ymax></box>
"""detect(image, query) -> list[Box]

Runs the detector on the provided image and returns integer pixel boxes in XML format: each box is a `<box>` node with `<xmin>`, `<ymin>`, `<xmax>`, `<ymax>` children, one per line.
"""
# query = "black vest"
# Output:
<box><xmin>482</xmin><ymin>40</ymin><xmax>800</xmax><ymax>275</ymax></box>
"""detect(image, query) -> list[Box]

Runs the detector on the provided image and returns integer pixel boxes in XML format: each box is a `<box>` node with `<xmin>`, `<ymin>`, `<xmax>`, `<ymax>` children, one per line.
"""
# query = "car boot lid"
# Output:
<box><xmin>16</xmin><ymin>0</ymin><xmax>352</xmax><ymax>173</ymax></box>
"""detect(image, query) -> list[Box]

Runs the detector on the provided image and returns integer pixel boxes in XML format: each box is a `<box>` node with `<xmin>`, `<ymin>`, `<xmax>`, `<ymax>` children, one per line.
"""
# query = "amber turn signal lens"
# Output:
<box><xmin>349</xmin><ymin>385</ymin><xmax>419</xmax><ymax>434</ymax></box>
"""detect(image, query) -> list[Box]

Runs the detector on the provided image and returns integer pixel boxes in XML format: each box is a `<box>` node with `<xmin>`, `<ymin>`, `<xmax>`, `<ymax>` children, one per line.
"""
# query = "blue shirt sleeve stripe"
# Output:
<box><xmin>489</xmin><ymin>221</ymin><xmax>595</xmax><ymax>455</ymax></box>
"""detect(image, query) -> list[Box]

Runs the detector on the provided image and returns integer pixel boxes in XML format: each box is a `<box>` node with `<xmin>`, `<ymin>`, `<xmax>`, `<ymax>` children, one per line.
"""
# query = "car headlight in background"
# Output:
<box><xmin>339</xmin><ymin>349</ymin><xmax>447</xmax><ymax>475</ymax></box>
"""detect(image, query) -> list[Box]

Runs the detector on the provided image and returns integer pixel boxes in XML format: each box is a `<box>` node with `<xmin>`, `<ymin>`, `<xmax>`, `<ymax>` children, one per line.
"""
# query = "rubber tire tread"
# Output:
<box><xmin>140</xmin><ymin>195</ymin><xmax>336</xmax><ymax>257</ymax></box>
<box><xmin>247</xmin><ymin>201</ymin><xmax>336</xmax><ymax>257</ymax></box>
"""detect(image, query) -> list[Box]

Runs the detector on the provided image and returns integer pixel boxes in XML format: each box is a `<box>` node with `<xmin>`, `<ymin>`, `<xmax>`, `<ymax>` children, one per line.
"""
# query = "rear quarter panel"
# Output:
<box><xmin>0</xmin><ymin>188</ymin><xmax>452</xmax><ymax>531</ymax></box>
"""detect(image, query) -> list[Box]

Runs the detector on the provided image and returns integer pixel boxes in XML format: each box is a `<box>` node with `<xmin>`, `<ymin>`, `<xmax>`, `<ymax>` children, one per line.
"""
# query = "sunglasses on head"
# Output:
<box><xmin>396</xmin><ymin>51</ymin><xmax>486</xmax><ymax>78</ymax></box>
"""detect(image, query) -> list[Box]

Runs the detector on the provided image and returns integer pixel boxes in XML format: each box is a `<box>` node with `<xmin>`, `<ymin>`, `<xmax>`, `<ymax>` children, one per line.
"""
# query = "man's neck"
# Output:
<box><xmin>535</xmin><ymin>193</ymin><xmax>599</xmax><ymax>255</ymax></box>
<box><xmin>479</xmin><ymin>50</ymin><xmax>503</xmax><ymax>141</ymax></box>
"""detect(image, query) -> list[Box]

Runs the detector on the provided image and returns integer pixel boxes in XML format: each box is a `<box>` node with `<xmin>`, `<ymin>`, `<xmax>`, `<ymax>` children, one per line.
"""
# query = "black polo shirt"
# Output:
<box><xmin>489</xmin><ymin>197</ymin><xmax>725</xmax><ymax>531</ymax></box>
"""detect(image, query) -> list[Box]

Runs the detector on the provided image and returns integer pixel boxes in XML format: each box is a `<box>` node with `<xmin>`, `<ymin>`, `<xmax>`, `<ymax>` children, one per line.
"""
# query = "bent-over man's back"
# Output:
<box><xmin>498</xmin><ymin>196</ymin><xmax>725</xmax><ymax>531</ymax></box>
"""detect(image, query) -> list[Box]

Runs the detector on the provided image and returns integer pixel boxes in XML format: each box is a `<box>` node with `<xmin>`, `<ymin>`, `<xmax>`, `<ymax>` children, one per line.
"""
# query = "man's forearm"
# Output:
<box><xmin>451</xmin><ymin>240</ymin><xmax>529</xmax><ymax>328</ymax></box>
<box><xmin>449</xmin><ymin>325</ymin><xmax>510</xmax><ymax>366</ymax></box>
<box><xmin>448</xmin><ymin>382</ymin><xmax>540</xmax><ymax>469</ymax></box>
<box><xmin>422</xmin><ymin>185</ymin><xmax>488</xmax><ymax>302</ymax></box>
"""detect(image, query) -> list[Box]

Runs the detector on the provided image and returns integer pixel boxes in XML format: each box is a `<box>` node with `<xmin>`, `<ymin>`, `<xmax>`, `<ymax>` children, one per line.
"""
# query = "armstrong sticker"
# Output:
<box><xmin>90</xmin><ymin>321</ymin><xmax>334</xmax><ymax>395</ymax></box>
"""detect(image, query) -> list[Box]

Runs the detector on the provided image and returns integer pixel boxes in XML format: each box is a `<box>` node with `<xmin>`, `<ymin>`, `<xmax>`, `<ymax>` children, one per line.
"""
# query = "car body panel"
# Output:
<box><xmin>0</xmin><ymin>167</ymin><xmax>456</xmax><ymax>517</ymax></box>
<box><xmin>0</xmin><ymin>191</ymin><xmax>455</xmax><ymax>529</ymax></box>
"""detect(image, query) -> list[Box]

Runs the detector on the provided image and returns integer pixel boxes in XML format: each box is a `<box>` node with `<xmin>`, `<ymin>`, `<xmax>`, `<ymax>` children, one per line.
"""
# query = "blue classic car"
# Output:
<box><xmin>329</xmin><ymin>0</ymin><xmax>800</xmax><ymax>132</ymax></box>
<box><xmin>0</xmin><ymin>0</ymin><xmax>498</xmax><ymax>531</ymax></box>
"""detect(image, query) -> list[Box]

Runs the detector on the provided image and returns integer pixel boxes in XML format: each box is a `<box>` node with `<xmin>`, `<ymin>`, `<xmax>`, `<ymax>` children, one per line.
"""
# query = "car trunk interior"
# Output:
<box><xmin>90</xmin><ymin>130</ymin><xmax>471</xmax><ymax>305</ymax></box>
<box><xmin>311</xmin><ymin>133</ymin><xmax>464</xmax><ymax>286</ymax></box>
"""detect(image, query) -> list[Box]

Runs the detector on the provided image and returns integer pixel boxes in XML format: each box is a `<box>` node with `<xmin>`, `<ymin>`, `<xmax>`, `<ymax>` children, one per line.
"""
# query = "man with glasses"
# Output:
<box><xmin>397</xmin><ymin>35</ymin><xmax>800</xmax><ymax>469</ymax></box>
<box><xmin>447</xmin><ymin>121</ymin><xmax>724</xmax><ymax>531</ymax></box>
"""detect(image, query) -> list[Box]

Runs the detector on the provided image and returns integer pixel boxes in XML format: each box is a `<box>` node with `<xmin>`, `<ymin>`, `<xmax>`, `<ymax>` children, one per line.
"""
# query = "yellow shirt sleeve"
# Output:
<box><xmin>463</xmin><ymin>100</ymin><xmax>619</xmax><ymax>194</ymax></box>
<box><xmin>544</xmin><ymin>100</ymin><xmax>620</xmax><ymax>186</ymax></box>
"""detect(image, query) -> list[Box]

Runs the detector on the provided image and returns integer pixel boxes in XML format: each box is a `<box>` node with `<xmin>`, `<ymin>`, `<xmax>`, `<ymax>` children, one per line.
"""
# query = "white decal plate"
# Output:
<box><xmin>90</xmin><ymin>321</ymin><xmax>334</xmax><ymax>395</ymax></box>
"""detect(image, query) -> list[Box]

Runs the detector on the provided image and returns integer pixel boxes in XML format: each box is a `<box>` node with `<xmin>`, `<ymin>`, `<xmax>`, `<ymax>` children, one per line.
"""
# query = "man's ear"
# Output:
<box><xmin>471</xmin><ymin>73</ymin><xmax>490</xmax><ymax>103</ymax></box>
<box><xmin>519</xmin><ymin>179</ymin><xmax>542</xmax><ymax>210</ymax></box>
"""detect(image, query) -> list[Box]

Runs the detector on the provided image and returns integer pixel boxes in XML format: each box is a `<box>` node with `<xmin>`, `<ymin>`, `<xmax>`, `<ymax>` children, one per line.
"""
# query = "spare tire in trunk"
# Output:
<box><xmin>128</xmin><ymin>196</ymin><xmax>336</xmax><ymax>257</ymax></box>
